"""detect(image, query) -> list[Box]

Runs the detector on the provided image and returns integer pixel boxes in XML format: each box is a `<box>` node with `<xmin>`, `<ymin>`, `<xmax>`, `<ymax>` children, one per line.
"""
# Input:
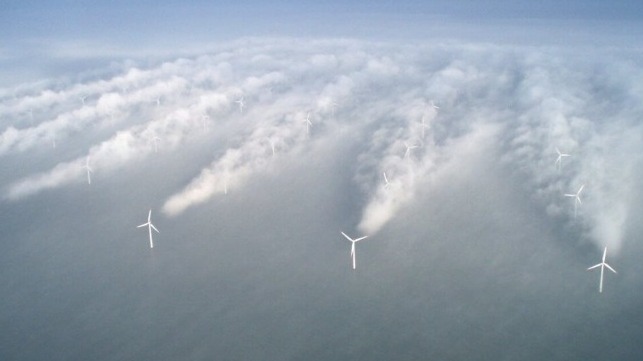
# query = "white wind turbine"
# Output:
<box><xmin>383</xmin><ymin>171</ymin><xmax>391</xmax><ymax>190</ymax></box>
<box><xmin>304</xmin><ymin>112</ymin><xmax>313</xmax><ymax>134</ymax></box>
<box><xmin>341</xmin><ymin>231</ymin><xmax>368</xmax><ymax>270</ymax></box>
<box><xmin>555</xmin><ymin>147</ymin><xmax>571</xmax><ymax>170</ymax></box>
<box><xmin>564</xmin><ymin>184</ymin><xmax>584</xmax><ymax>218</ymax></box>
<box><xmin>149</xmin><ymin>135</ymin><xmax>162</xmax><ymax>153</ymax></box>
<box><xmin>155</xmin><ymin>97</ymin><xmax>161</xmax><ymax>107</ymax></box>
<box><xmin>267</xmin><ymin>138</ymin><xmax>276</xmax><ymax>157</ymax></box>
<box><xmin>431</xmin><ymin>100</ymin><xmax>440</xmax><ymax>110</ymax></box>
<box><xmin>587</xmin><ymin>247</ymin><xmax>617</xmax><ymax>293</ymax></box>
<box><xmin>201</xmin><ymin>114</ymin><xmax>210</xmax><ymax>130</ymax></box>
<box><xmin>404</xmin><ymin>142</ymin><xmax>418</xmax><ymax>158</ymax></box>
<box><xmin>83</xmin><ymin>157</ymin><xmax>93</xmax><ymax>185</ymax></box>
<box><xmin>420</xmin><ymin>116</ymin><xmax>429</xmax><ymax>139</ymax></box>
<box><xmin>331</xmin><ymin>101</ymin><xmax>338</xmax><ymax>117</ymax></box>
<box><xmin>137</xmin><ymin>209</ymin><xmax>159</xmax><ymax>249</ymax></box>
<box><xmin>235</xmin><ymin>96</ymin><xmax>245</xmax><ymax>113</ymax></box>
<box><xmin>80</xmin><ymin>95</ymin><xmax>88</xmax><ymax>105</ymax></box>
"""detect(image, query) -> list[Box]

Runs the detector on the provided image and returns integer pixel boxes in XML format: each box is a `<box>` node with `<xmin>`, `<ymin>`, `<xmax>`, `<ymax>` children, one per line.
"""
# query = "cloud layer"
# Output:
<box><xmin>1</xmin><ymin>38</ymin><xmax>641</xmax><ymax>252</ymax></box>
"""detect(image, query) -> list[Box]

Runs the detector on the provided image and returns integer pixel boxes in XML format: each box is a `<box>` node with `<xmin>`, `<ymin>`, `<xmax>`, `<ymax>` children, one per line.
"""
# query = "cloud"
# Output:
<box><xmin>2</xmin><ymin>38</ymin><xmax>641</xmax><ymax>253</ymax></box>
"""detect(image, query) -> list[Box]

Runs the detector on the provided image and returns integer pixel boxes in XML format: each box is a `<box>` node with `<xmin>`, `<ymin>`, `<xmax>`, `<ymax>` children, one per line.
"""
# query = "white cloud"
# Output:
<box><xmin>2</xmin><ymin>38</ymin><xmax>641</xmax><ymax>253</ymax></box>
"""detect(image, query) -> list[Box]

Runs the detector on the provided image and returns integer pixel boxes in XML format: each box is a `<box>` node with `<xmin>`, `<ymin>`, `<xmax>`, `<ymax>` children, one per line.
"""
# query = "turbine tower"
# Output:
<box><xmin>137</xmin><ymin>209</ymin><xmax>160</xmax><ymax>249</ymax></box>
<box><xmin>420</xmin><ymin>116</ymin><xmax>429</xmax><ymax>139</ymax></box>
<box><xmin>587</xmin><ymin>247</ymin><xmax>617</xmax><ymax>293</ymax></box>
<box><xmin>341</xmin><ymin>231</ymin><xmax>368</xmax><ymax>270</ymax></box>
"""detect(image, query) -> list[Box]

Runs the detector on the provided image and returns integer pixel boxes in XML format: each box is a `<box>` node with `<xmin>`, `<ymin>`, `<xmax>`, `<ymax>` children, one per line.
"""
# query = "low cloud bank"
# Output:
<box><xmin>2</xmin><ymin>38</ymin><xmax>641</xmax><ymax>252</ymax></box>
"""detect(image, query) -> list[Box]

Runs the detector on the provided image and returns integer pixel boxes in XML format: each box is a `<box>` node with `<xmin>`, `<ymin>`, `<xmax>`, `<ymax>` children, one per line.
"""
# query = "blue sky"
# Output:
<box><xmin>3</xmin><ymin>1</ymin><xmax>643</xmax><ymax>86</ymax></box>
<box><xmin>4</xmin><ymin>1</ymin><xmax>643</xmax><ymax>44</ymax></box>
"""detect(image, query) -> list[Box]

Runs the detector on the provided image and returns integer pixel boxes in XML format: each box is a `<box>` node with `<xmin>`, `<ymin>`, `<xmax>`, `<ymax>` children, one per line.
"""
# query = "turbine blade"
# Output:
<box><xmin>341</xmin><ymin>232</ymin><xmax>352</xmax><ymax>241</ymax></box>
<box><xmin>587</xmin><ymin>263</ymin><xmax>601</xmax><ymax>270</ymax></box>
<box><xmin>604</xmin><ymin>263</ymin><xmax>617</xmax><ymax>274</ymax></box>
<box><xmin>137</xmin><ymin>223</ymin><xmax>148</xmax><ymax>228</ymax></box>
<box><xmin>354</xmin><ymin>236</ymin><xmax>368</xmax><ymax>242</ymax></box>
<box><xmin>151</xmin><ymin>224</ymin><xmax>160</xmax><ymax>233</ymax></box>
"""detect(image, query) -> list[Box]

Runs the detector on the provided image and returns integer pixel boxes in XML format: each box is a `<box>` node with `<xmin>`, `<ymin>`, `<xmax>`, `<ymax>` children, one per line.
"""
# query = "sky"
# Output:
<box><xmin>2</xmin><ymin>2</ymin><xmax>643</xmax><ymax>360</ymax></box>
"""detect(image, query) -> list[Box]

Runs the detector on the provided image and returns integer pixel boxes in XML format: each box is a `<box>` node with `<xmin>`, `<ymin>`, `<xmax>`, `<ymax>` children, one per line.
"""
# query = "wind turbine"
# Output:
<box><xmin>83</xmin><ymin>157</ymin><xmax>93</xmax><ymax>185</ymax></box>
<box><xmin>587</xmin><ymin>247</ymin><xmax>617</xmax><ymax>293</ymax></box>
<box><xmin>431</xmin><ymin>100</ymin><xmax>440</xmax><ymax>110</ymax></box>
<box><xmin>564</xmin><ymin>184</ymin><xmax>584</xmax><ymax>218</ymax></box>
<box><xmin>155</xmin><ymin>97</ymin><xmax>161</xmax><ymax>107</ymax></box>
<box><xmin>267</xmin><ymin>138</ymin><xmax>276</xmax><ymax>157</ymax></box>
<box><xmin>137</xmin><ymin>209</ymin><xmax>159</xmax><ymax>249</ymax></box>
<box><xmin>149</xmin><ymin>135</ymin><xmax>162</xmax><ymax>153</ymax></box>
<box><xmin>341</xmin><ymin>231</ymin><xmax>368</xmax><ymax>270</ymax></box>
<box><xmin>331</xmin><ymin>101</ymin><xmax>338</xmax><ymax>117</ymax></box>
<box><xmin>201</xmin><ymin>114</ymin><xmax>210</xmax><ymax>130</ymax></box>
<box><xmin>555</xmin><ymin>147</ymin><xmax>571</xmax><ymax>170</ymax></box>
<box><xmin>235</xmin><ymin>96</ymin><xmax>245</xmax><ymax>113</ymax></box>
<box><xmin>404</xmin><ymin>142</ymin><xmax>418</xmax><ymax>158</ymax></box>
<box><xmin>420</xmin><ymin>116</ymin><xmax>429</xmax><ymax>139</ymax></box>
<box><xmin>80</xmin><ymin>95</ymin><xmax>87</xmax><ymax>105</ymax></box>
<box><xmin>304</xmin><ymin>112</ymin><xmax>313</xmax><ymax>134</ymax></box>
<box><xmin>383</xmin><ymin>172</ymin><xmax>391</xmax><ymax>190</ymax></box>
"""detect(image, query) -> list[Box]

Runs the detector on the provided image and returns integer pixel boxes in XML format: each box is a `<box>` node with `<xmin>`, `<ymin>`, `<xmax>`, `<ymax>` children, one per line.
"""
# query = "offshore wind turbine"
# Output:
<box><xmin>149</xmin><ymin>135</ymin><xmax>162</xmax><ymax>153</ymax></box>
<box><xmin>201</xmin><ymin>114</ymin><xmax>210</xmax><ymax>130</ymax></box>
<box><xmin>83</xmin><ymin>157</ymin><xmax>93</xmax><ymax>185</ymax></box>
<box><xmin>555</xmin><ymin>148</ymin><xmax>571</xmax><ymax>170</ymax></box>
<box><xmin>235</xmin><ymin>96</ymin><xmax>245</xmax><ymax>113</ymax></box>
<box><xmin>331</xmin><ymin>101</ymin><xmax>338</xmax><ymax>117</ymax></box>
<box><xmin>404</xmin><ymin>142</ymin><xmax>418</xmax><ymax>158</ymax></box>
<box><xmin>587</xmin><ymin>247</ymin><xmax>617</xmax><ymax>293</ymax></box>
<box><xmin>420</xmin><ymin>116</ymin><xmax>429</xmax><ymax>139</ymax></box>
<box><xmin>304</xmin><ymin>112</ymin><xmax>313</xmax><ymax>134</ymax></box>
<box><xmin>341</xmin><ymin>231</ymin><xmax>368</xmax><ymax>270</ymax></box>
<box><xmin>137</xmin><ymin>209</ymin><xmax>159</xmax><ymax>249</ymax></box>
<box><xmin>383</xmin><ymin>171</ymin><xmax>391</xmax><ymax>190</ymax></box>
<box><xmin>267</xmin><ymin>138</ymin><xmax>276</xmax><ymax>157</ymax></box>
<box><xmin>564</xmin><ymin>184</ymin><xmax>584</xmax><ymax>218</ymax></box>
